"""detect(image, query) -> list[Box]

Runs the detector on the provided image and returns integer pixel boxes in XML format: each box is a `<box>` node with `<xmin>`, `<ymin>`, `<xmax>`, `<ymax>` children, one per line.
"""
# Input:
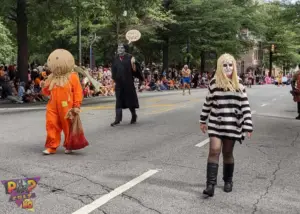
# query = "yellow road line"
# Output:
<box><xmin>145</xmin><ymin>97</ymin><xmax>161</xmax><ymax>102</ymax></box>
<box><xmin>144</xmin><ymin>107</ymin><xmax>175</xmax><ymax>115</ymax></box>
<box><xmin>144</xmin><ymin>104</ymin><xmax>175</xmax><ymax>108</ymax></box>
<box><xmin>145</xmin><ymin>103</ymin><xmax>188</xmax><ymax>115</ymax></box>
<box><xmin>83</xmin><ymin>105</ymin><xmax>114</xmax><ymax>110</ymax></box>
<box><xmin>81</xmin><ymin>98</ymin><xmax>197</xmax><ymax>112</ymax></box>
<box><xmin>83</xmin><ymin>103</ymin><xmax>176</xmax><ymax>111</ymax></box>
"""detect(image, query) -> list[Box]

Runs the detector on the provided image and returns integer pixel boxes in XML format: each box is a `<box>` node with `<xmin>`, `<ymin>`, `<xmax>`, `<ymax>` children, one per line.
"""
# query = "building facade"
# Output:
<box><xmin>237</xmin><ymin>42</ymin><xmax>263</xmax><ymax>76</ymax></box>
<box><xmin>236</xmin><ymin>28</ymin><xmax>264</xmax><ymax>76</ymax></box>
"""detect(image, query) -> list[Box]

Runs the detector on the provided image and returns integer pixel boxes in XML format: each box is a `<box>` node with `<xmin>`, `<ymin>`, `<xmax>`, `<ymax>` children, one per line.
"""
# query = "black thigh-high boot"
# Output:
<box><xmin>223</xmin><ymin>163</ymin><xmax>234</xmax><ymax>193</ymax></box>
<box><xmin>203</xmin><ymin>163</ymin><xmax>219</xmax><ymax>197</ymax></box>
<box><xmin>129</xmin><ymin>108</ymin><xmax>137</xmax><ymax>124</ymax></box>
<box><xmin>296</xmin><ymin>102</ymin><xmax>300</xmax><ymax>119</ymax></box>
<box><xmin>111</xmin><ymin>108</ymin><xmax>122</xmax><ymax>127</ymax></box>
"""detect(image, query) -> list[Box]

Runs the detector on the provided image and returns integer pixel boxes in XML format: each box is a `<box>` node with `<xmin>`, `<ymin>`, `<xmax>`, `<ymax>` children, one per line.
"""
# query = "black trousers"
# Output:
<box><xmin>297</xmin><ymin>102</ymin><xmax>300</xmax><ymax>114</ymax></box>
<box><xmin>115</xmin><ymin>108</ymin><xmax>136</xmax><ymax>122</ymax></box>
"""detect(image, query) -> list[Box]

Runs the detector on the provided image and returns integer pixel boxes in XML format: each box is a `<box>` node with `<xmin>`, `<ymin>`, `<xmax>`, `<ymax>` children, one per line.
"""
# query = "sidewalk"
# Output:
<box><xmin>0</xmin><ymin>89</ymin><xmax>205</xmax><ymax>114</ymax></box>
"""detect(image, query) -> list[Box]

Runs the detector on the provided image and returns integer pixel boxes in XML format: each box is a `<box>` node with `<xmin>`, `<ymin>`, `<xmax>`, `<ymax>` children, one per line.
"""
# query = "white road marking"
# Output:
<box><xmin>251</xmin><ymin>110</ymin><xmax>256</xmax><ymax>114</ymax></box>
<box><xmin>272</xmin><ymin>98</ymin><xmax>277</xmax><ymax>101</ymax></box>
<box><xmin>195</xmin><ymin>138</ymin><xmax>210</xmax><ymax>147</ymax></box>
<box><xmin>254</xmin><ymin>113</ymin><xmax>294</xmax><ymax>119</ymax></box>
<box><xmin>72</xmin><ymin>169</ymin><xmax>159</xmax><ymax>214</ymax></box>
<box><xmin>261</xmin><ymin>104</ymin><xmax>267</xmax><ymax>107</ymax></box>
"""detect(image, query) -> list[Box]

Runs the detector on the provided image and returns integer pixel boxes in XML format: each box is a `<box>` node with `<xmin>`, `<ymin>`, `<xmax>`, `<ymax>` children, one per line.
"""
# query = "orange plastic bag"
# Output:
<box><xmin>65</xmin><ymin>111</ymin><xmax>89</xmax><ymax>150</ymax></box>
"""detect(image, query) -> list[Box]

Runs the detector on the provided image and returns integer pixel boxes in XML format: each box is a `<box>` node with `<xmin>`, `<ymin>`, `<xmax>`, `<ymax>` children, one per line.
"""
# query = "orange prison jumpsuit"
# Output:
<box><xmin>42</xmin><ymin>72</ymin><xmax>83</xmax><ymax>153</ymax></box>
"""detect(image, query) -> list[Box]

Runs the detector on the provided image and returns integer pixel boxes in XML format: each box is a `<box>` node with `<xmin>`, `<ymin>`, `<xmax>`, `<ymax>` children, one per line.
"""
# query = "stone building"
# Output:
<box><xmin>236</xmin><ymin>29</ymin><xmax>264</xmax><ymax>76</ymax></box>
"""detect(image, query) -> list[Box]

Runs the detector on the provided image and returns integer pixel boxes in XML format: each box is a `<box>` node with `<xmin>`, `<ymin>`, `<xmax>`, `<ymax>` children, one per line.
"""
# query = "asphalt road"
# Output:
<box><xmin>0</xmin><ymin>85</ymin><xmax>299</xmax><ymax>214</ymax></box>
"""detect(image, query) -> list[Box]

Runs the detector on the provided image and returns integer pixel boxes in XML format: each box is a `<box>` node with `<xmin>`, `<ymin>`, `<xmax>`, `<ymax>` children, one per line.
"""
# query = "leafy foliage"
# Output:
<box><xmin>0</xmin><ymin>0</ymin><xmax>300</xmax><ymax>72</ymax></box>
<box><xmin>261</xmin><ymin>1</ymin><xmax>300</xmax><ymax>69</ymax></box>
<box><xmin>0</xmin><ymin>18</ymin><xmax>16</xmax><ymax>63</ymax></box>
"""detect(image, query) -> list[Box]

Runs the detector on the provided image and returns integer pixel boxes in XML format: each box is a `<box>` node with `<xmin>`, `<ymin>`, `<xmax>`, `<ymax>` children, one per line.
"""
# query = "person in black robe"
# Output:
<box><xmin>111</xmin><ymin>43</ymin><xmax>144</xmax><ymax>127</ymax></box>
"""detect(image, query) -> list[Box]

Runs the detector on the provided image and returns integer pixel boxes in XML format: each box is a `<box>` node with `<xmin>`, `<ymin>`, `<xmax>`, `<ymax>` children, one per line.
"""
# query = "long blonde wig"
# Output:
<box><xmin>45</xmin><ymin>49</ymin><xmax>75</xmax><ymax>91</ymax></box>
<box><xmin>215</xmin><ymin>53</ymin><xmax>241</xmax><ymax>92</ymax></box>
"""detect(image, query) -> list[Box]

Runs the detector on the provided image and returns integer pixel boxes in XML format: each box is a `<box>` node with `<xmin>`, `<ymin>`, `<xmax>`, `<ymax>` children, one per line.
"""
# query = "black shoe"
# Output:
<box><xmin>130</xmin><ymin>114</ymin><xmax>137</xmax><ymax>124</ymax></box>
<box><xmin>296</xmin><ymin>115</ymin><xmax>300</xmax><ymax>120</ymax></box>
<box><xmin>203</xmin><ymin>163</ymin><xmax>218</xmax><ymax>197</ymax></box>
<box><xmin>223</xmin><ymin>163</ymin><xmax>234</xmax><ymax>193</ymax></box>
<box><xmin>224</xmin><ymin>182</ymin><xmax>233</xmax><ymax>193</ymax></box>
<box><xmin>111</xmin><ymin>121</ymin><xmax>120</xmax><ymax>127</ymax></box>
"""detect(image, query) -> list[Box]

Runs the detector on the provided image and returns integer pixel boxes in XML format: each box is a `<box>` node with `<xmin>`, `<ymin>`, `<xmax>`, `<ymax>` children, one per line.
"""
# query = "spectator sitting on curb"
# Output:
<box><xmin>0</xmin><ymin>65</ymin><xmax>23</xmax><ymax>103</ymax></box>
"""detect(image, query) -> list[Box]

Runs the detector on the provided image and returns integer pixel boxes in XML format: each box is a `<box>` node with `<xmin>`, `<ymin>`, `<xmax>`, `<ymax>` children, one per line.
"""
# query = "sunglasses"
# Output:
<box><xmin>223</xmin><ymin>64</ymin><xmax>233</xmax><ymax>67</ymax></box>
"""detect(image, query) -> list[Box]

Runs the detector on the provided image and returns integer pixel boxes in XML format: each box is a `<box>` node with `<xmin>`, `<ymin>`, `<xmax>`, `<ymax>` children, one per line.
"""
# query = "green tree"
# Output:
<box><xmin>27</xmin><ymin>0</ymin><xmax>173</xmax><ymax>65</ymax></box>
<box><xmin>0</xmin><ymin>18</ymin><xmax>16</xmax><ymax>63</ymax></box>
<box><xmin>260</xmin><ymin>2</ymin><xmax>300</xmax><ymax>70</ymax></box>
<box><xmin>162</xmin><ymin>0</ymin><xmax>262</xmax><ymax>71</ymax></box>
<box><xmin>0</xmin><ymin>0</ymin><xmax>29</xmax><ymax>82</ymax></box>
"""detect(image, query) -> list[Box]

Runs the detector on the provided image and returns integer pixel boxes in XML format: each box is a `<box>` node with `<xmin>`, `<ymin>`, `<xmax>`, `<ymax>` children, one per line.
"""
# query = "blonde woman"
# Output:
<box><xmin>199</xmin><ymin>53</ymin><xmax>253</xmax><ymax>197</ymax></box>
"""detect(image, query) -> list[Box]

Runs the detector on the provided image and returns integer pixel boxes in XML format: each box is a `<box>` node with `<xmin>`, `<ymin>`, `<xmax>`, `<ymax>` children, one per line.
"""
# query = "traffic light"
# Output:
<box><xmin>271</xmin><ymin>44</ymin><xmax>275</xmax><ymax>52</ymax></box>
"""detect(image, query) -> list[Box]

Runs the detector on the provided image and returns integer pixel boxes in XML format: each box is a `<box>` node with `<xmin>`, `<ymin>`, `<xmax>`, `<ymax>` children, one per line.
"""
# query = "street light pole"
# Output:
<box><xmin>90</xmin><ymin>44</ymin><xmax>92</xmax><ymax>69</ymax></box>
<box><xmin>77</xmin><ymin>18</ymin><xmax>82</xmax><ymax>66</ymax></box>
<box><xmin>186</xmin><ymin>37</ymin><xmax>190</xmax><ymax>67</ymax></box>
<box><xmin>269</xmin><ymin>50</ymin><xmax>272</xmax><ymax>77</ymax></box>
<box><xmin>89</xmin><ymin>34</ymin><xmax>97</xmax><ymax>69</ymax></box>
<box><xmin>76</xmin><ymin>1</ymin><xmax>82</xmax><ymax>66</ymax></box>
<box><xmin>116</xmin><ymin>16</ymin><xmax>120</xmax><ymax>44</ymax></box>
<box><xmin>116</xmin><ymin>11</ymin><xmax>127</xmax><ymax>45</ymax></box>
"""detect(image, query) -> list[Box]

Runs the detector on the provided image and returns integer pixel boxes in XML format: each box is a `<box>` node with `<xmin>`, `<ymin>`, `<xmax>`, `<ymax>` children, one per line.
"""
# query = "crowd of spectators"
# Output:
<box><xmin>3</xmin><ymin>63</ymin><xmax>288</xmax><ymax>104</ymax></box>
<box><xmin>81</xmin><ymin>66</ymin><xmax>115</xmax><ymax>97</ymax></box>
<box><xmin>0</xmin><ymin>64</ymin><xmax>50</xmax><ymax>103</ymax></box>
<box><xmin>0</xmin><ymin>63</ymin><xmax>219</xmax><ymax>104</ymax></box>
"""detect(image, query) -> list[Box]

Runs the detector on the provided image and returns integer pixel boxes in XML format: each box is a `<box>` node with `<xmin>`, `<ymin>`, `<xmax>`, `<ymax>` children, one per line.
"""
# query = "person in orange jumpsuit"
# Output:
<box><xmin>41</xmin><ymin>49</ymin><xmax>83</xmax><ymax>155</ymax></box>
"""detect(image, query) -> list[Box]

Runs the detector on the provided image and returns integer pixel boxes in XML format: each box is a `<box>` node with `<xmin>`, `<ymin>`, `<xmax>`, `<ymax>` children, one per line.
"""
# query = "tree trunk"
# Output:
<box><xmin>163</xmin><ymin>37</ymin><xmax>169</xmax><ymax>73</ymax></box>
<box><xmin>200</xmin><ymin>51</ymin><xmax>205</xmax><ymax>73</ymax></box>
<box><xmin>16</xmin><ymin>0</ymin><xmax>28</xmax><ymax>83</ymax></box>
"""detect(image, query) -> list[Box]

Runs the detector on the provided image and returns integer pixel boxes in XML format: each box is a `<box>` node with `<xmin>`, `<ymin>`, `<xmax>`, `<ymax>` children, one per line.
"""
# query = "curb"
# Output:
<box><xmin>0</xmin><ymin>89</ymin><xmax>205</xmax><ymax>115</ymax></box>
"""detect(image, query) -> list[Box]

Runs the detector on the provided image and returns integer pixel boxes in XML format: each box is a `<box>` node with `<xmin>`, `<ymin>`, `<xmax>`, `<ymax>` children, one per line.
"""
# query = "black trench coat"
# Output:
<box><xmin>112</xmin><ymin>54</ymin><xmax>143</xmax><ymax>109</ymax></box>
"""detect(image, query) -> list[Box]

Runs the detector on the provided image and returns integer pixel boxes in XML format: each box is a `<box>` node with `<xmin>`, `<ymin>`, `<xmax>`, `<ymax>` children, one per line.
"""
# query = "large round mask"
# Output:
<box><xmin>47</xmin><ymin>49</ymin><xmax>75</xmax><ymax>76</ymax></box>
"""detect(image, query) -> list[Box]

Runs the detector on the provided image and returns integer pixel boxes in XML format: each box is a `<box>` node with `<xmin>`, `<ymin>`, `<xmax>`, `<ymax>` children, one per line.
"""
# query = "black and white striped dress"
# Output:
<box><xmin>199</xmin><ymin>78</ymin><xmax>253</xmax><ymax>142</ymax></box>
